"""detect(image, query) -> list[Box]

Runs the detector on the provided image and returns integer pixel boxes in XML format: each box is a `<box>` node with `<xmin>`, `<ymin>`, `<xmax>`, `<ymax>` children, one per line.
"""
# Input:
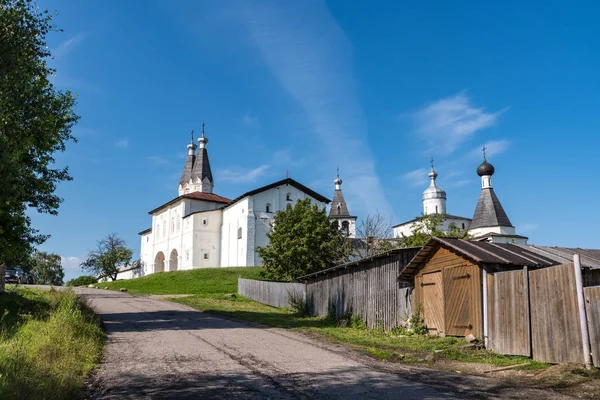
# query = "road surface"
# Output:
<box><xmin>76</xmin><ymin>288</ymin><xmax>570</xmax><ymax>399</ymax></box>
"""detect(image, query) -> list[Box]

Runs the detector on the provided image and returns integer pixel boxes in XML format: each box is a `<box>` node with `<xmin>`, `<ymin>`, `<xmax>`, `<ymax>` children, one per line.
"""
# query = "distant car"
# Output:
<box><xmin>4</xmin><ymin>268</ymin><xmax>20</xmax><ymax>284</ymax></box>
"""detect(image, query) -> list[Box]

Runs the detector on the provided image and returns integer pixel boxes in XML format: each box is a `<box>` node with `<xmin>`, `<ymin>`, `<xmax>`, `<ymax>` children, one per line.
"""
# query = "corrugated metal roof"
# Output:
<box><xmin>515</xmin><ymin>245</ymin><xmax>600</xmax><ymax>270</ymax></box>
<box><xmin>398</xmin><ymin>237</ymin><xmax>559</xmax><ymax>282</ymax></box>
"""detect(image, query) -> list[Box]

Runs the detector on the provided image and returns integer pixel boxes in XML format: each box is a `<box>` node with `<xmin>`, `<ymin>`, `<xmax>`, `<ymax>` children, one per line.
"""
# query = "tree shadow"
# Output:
<box><xmin>0</xmin><ymin>287</ymin><xmax>53</xmax><ymax>339</ymax></box>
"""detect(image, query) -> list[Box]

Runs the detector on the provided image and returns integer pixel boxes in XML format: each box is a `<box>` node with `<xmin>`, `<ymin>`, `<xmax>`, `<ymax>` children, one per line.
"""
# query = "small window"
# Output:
<box><xmin>146</xmin><ymin>237</ymin><xmax>149</xmax><ymax>242</ymax></box>
<box><xmin>286</xmin><ymin>193</ymin><xmax>292</xmax><ymax>201</ymax></box>
<box><xmin>171</xmin><ymin>217</ymin><xmax>175</xmax><ymax>232</ymax></box>
<box><xmin>242</xmin><ymin>209</ymin><xmax>245</xmax><ymax>214</ymax></box>
<box><xmin>185</xmin><ymin>251</ymin><xmax>189</xmax><ymax>261</ymax></box>
<box><xmin>341</xmin><ymin>221</ymin><xmax>349</xmax><ymax>234</ymax></box>
<box><xmin>337</xmin><ymin>204</ymin><xmax>341</xmax><ymax>215</ymax></box>
<box><xmin>435</xmin><ymin>205</ymin><xmax>438</xmax><ymax>213</ymax></box>
<box><xmin>238</xmin><ymin>227</ymin><xmax>243</xmax><ymax>239</ymax></box>
<box><xmin>157</xmin><ymin>225</ymin><xmax>160</xmax><ymax>238</ymax></box>
<box><xmin>203</xmin><ymin>253</ymin><xmax>209</xmax><ymax>260</ymax></box>
<box><xmin>266</xmin><ymin>203</ymin><xmax>271</xmax><ymax>213</ymax></box>
<box><xmin>462</xmin><ymin>223</ymin><xmax>465</xmax><ymax>229</ymax></box>
<box><xmin>202</xmin><ymin>217</ymin><xmax>208</xmax><ymax>225</ymax></box>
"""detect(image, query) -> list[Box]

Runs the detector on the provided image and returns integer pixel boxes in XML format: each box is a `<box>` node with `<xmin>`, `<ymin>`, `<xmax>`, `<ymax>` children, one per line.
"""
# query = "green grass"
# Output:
<box><xmin>100</xmin><ymin>267</ymin><xmax>263</xmax><ymax>295</ymax></box>
<box><xmin>172</xmin><ymin>294</ymin><xmax>548</xmax><ymax>370</ymax></box>
<box><xmin>0</xmin><ymin>286</ymin><xmax>105</xmax><ymax>399</ymax></box>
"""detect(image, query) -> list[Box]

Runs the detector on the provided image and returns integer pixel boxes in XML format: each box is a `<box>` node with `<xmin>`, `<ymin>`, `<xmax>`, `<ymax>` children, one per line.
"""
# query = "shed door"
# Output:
<box><xmin>444</xmin><ymin>265</ymin><xmax>476</xmax><ymax>337</ymax></box>
<box><xmin>421</xmin><ymin>272</ymin><xmax>445</xmax><ymax>335</ymax></box>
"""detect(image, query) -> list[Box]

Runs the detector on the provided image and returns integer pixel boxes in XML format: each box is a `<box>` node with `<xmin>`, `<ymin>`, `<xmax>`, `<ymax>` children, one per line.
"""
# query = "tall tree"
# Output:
<box><xmin>354</xmin><ymin>212</ymin><xmax>396</xmax><ymax>258</ymax></box>
<box><xmin>80</xmin><ymin>234</ymin><xmax>133</xmax><ymax>281</ymax></box>
<box><xmin>258</xmin><ymin>198</ymin><xmax>350</xmax><ymax>282</ymax></box>
<box><xmin>0</xmin><ymin>0</ymin><xmax>78</xmax><ymax>266</ymax></box>
<box><xmin>30</xmin><ymin>251</ymin><xmax>65</xmax><ymax>285</ymax></box>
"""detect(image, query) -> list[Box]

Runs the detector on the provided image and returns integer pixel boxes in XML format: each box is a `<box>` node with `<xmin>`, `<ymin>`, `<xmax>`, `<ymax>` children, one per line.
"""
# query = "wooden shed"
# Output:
<box><xmin>398</xmin><ymin>237</ymin><xmax>558</xmax><ymax>338</ymax></box>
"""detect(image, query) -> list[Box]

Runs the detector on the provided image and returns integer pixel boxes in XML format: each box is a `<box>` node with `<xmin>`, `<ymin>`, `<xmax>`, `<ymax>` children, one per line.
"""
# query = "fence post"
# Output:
<box><xmin>483</xmin><ymin>268</ymin><xmax>489</xmax><ymax>348</ymax></box>
<box><xmin>574</xmin><ymin>254</ymin><xmax>593</xmax><ymax>369</ymax></box>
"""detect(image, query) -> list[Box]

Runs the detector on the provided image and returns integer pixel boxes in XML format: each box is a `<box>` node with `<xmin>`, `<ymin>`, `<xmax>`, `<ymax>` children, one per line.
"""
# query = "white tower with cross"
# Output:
<box><xmin>422</xmin><ymin>158</ymin><xmax>447</xmax><ymax>215</ymax></box>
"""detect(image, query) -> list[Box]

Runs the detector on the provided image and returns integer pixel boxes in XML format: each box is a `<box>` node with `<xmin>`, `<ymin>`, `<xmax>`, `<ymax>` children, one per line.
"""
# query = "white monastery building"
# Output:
<box><xmin>138</xmin><ymin>126</ymin><xmax>334</xmax><ymax>274</ymax></box>
<box><xmin>393</xmin><ymin>160</ymin><xmax>472</xmax><ymax>238</ymax></box>
<box><xmin>392</xmin><ymin>155</ymin><xmax>527</xmax><ymax>245</ymax></box>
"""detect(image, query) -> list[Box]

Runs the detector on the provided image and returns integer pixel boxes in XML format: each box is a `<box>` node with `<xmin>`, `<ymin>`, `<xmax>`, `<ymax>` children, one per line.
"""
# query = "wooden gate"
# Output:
<box><xmin>584</xmin><ymin>286</ymin><xmax>600</xmax><ymax>368</ymax></box>
<box><xmin>529</xmin><ymin>263</ymin><xmax>584</xmax><ymax>363</ymax></box>
<box><xmin>444</xmin><ymin>265</ymin><xmax>481</xmax><ymax>337</ymax></box>
<box><xmin>487</xmin><ymin>268</ymin><xmax>531</xmax><ymax>356</ymax></box>
<box><xmin>420</xmin><ymin>272</ymin><xmax>445</xmax><ymax>335</ymax></box>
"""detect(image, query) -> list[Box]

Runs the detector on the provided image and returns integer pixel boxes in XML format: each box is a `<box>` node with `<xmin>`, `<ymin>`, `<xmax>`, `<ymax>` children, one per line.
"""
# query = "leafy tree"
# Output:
<box><xmin>258</xmin><ymin>198</ymin><xmax>350</xmax><ymax>282</ymax></box>
<box><xmin>398</xmin><ymin>213</ymin><xmax>471</xmax><ymax>248</ymax></box>
<box><xmin>0</xmin><ymin>0</ymin><xmax>78</xmax><ymax>266</ymax></box>
<box><xmin>30</xmin><ymin>251</ymin><xmax>65</xmax><ymax>285</ymax></box>
<box><xmin>81</xmin><ymin>234</ymin><xmax>133</xmax><ymax>281</ymax></box>
<box><xmin>66</xmin><ymin>275</ymin><xmax>97</xmax><ymax>287</ymax></box>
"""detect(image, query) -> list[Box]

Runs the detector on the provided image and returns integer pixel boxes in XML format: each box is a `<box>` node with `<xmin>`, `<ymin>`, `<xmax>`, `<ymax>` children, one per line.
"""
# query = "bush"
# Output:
<box><xmin>287</xmin><ymin>290</ymin><xmax>309</xmax><ymax>316</ymax></box>
<box><xmin>66</xmin><ymin>275</ymin><xmax>97</xmax><ymax>287</ymax></box>
<box><xmin>409</xmin><ymin>304</ymin><xmax>428</xmax><ymax>335</ymax></box>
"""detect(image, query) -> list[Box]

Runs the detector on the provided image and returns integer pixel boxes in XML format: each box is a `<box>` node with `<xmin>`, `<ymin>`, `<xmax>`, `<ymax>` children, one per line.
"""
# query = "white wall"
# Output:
<box><xmin>188</xmin><ymin>210</ymin><xmax>222</xmax><ymax>268</ymax></box>
<box><xmin>221</xmin><ymin>198</ymin><xmax>250</xmax><ymax>267</ymax></box>
<box><xmin>393</xmin><ymin>216</ymin><xmax>472</xmax><ymax>238</ymax></box>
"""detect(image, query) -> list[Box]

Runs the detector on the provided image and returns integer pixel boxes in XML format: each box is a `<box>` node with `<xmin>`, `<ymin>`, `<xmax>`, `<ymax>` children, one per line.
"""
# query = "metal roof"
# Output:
<box><xmin>329</xmin><ymin>189</ymin><xmax>352</xmax><ymax>217</ymax></box>
<box><xmin>223</xmin><ymin>178</ymin><xmax>330</xmax><ymax>209</ymax></box>
<box><xmin>398</xmin><ymin>237</ymin><xmax>559</xmax><ymax>282</ymax></box>
<box><xmin>515</xmin><ymin>245</ymin><xmax>600</xmax><ymax>270</ymax></box>
<box><xmin>297</xmin><ymin>246</ymin><xmax>421</xmax><ymax>281</ymax></box>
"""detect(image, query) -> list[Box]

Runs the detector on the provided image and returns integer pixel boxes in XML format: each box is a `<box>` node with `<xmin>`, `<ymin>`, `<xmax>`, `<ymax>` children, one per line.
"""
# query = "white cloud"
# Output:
<box><xmin>412</xmin><ymin>92</ymin><xmax>507</xmax><ymax>155</ymax></box>
<box><xmin>115</xmin><ymin>138</ymin><xmax>129</xmax><ymax>148</ymax></box>
<box><xmin>148</xmin><ymin>156</ymin><xmax>171</xmax><ymax>166</ymax></box>
<box><xmin>520</xmin><ymin>223</ymin><xmax>539</xmax><ymax>232</ymax></box>
<box><xmin>243</xmin><ymin>112</ymin><xmax>259</xmax><ymax>127</ymax></box>
<box><xmin>53</xmin><ymin>33</ymin><xmax>86</xmax><ymax>60</ymax></box>
<box><xmin>469</xmin><ymin>139</ymin><xmax>511</xmax><ymax>159</ymax></box>
<box><xmin>61</xmin><ymin>256</ymin><xmax>82</xmax><ymax>271</ymax></box>
<box><xmin>236</xmin><ymin>2</ymin><xmax>393</xmax><ymax>217</ymax></box>
<box><xmin>217</xmin><ymin>164</ymin><xmax>270</xmax><ymax>183</ymax></box>
<box><xmin>402</xmin><ymin>168</ymin><xmax>428</xmax><ymax>187</ymax></box>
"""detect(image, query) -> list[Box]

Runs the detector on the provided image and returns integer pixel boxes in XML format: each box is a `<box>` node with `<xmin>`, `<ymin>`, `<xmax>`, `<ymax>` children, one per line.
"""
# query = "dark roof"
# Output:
<box><xmin>138</xmin><ymin>227</ymin><xmax>152</xmax><ymax>235</ymax></box>
<box><xmin>179</xmin><ymin>151</ymin><xmax>195</xmax><ymax>187</ymax></box>
<box><xmin>191</xmin><ymin>146</ymin><xmax>213</xmax><ymax>184</ymax></box>
<box><xmin>297</xmin><ymin>246</ymin><xmax>421</xmax><ymax>281</ymax></box>
<box><xmin>223</xmin><ymin>178</ymin><xmax>330</xmax><ymax>209</ymax></box>
<box><xmin>470</xmin><ymin>188</ymin><xmax>513</xmax><ymax>229</ymax></box>
<box><xmin>477</xmin><ymin>160</ymin><xmax>495</xmax><ymax>176</ymax></box>
<box><xmin>516</xmin><ymin>245</ymin><xmax>600</xmax><ymax>270</ymax></box>
<box><xmin>148</xmin><ymin>192</ymin><xmax>232</xmax><ymax>215</ymax></box>
<box><xmin>398</xmin><ymin>237</ymin><xmax>559</xmax><ymax>282</ymax></box>
<box><xmin>392</xmin><ymin>214</ymin><xmax>472</xmax><ymax>228</ymax></box>
<box><xmin>472</xmin><ymin>232</ymin><xmax>529</xmax><ymax>240</ymax></box>
<box><xmin>182</xmin><ymin>208</ymin><xmax>221</xmax><ymax>219</ymax></box>
<box><xmin>329</xmin><ymin>189</ymin><xmax>351</xmax><ymax>217</ymax></box>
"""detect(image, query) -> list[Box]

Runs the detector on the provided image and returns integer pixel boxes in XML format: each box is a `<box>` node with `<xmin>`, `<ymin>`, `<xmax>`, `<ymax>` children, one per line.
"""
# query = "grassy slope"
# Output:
<box><xmin>0</xmin><ymin>287</ymin><xmax>105</xmax><ymax>399</ymax></box>
<box><xmin>100</xmin><ymin>267</ymin><xmax>263</xmax><ymax>295</ymax></box>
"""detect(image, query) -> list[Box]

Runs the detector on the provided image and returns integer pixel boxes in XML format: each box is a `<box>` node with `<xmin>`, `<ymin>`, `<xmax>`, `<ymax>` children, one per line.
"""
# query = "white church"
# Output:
<box><xmin>392</xmin><ymin>154</ymin><xmax>528</xmax><ymax>245</ymax></box>
<box><xmin>137</xmin><ymin>127</ymin><xmax>357</xmax><ymax>275</ymax></box>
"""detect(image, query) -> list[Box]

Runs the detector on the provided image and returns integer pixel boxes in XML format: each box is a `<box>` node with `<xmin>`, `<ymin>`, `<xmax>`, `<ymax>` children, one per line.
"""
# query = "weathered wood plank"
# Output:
<box><xmin>238</xmin><ymin>278</ymin><xmax>305</xmax><ymax>309</ymax></box>
<box><xmin>584</xmin><ymin>286</ymin><xmax>600</xmax><ymax>368</ymax></box>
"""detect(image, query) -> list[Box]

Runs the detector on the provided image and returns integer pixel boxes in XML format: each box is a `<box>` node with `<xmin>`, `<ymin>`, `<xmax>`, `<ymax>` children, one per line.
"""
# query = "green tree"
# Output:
<box><xmin>398</xmin><ymin>213</ymin><xmax>471</xmax><ymax>248</ymax></box>
<box><xmin>66</xmin><ymin>275</ymin><xmax>97</xmax><ymax>287</ymax></box>
<box><xmin>30</xmin><ymin>251</ymin><xmax>65</xmax><ymax>285</ymax></box>
<box><xmin>80</xmin><ymin>234</ymin><xmax>133</xmax><ymax>281</ymax></box>
<box><xmin>258</xmin><ymin>198</ymin><xmax>350</xmax><ymax>282</ymax></box>
<box><xmin>0</xmin><ymin>0</ymin><xmax>78</xmax><ymax>266</ymax></box>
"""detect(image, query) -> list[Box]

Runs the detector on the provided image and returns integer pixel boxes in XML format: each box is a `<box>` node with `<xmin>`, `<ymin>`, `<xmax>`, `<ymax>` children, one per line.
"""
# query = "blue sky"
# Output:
<box><xmin>33</xmin><ymin>0</ymin><xmax>600</xmax><ymax>280</ymax></box>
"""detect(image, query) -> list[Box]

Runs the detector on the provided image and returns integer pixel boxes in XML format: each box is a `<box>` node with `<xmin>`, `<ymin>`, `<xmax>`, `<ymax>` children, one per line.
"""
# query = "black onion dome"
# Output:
<box><xmin>477</xmin><ymin>160</ymin><xmax>495</xmax><ymax>176</ymax></box>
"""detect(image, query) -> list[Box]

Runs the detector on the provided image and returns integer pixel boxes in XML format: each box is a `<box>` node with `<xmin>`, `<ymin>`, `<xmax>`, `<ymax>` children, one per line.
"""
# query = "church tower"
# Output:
<box><xmin>178</xmin><ymin>132</ymin><xmax>197</xmax><ymax>195</ymax></box>
<box><xmin>190</xmin><ymin>123</ymin><xmax>214</xmax><ymax>194</ymax></box>
<box><xmin>468</xmin><ymin>150</ymin><xmax>527</xmax><ymax>244</ymax></box>
<box><xmin>177</xmin><ymin>123</ymin><xmax>215</xmax><ymax>195</ymax></box>
<box><xmin>329</xmin><ymin>169</ymin><xmax>357</xmax><ymax>238</ymax></box>
<box><xmin>422</xmin><ymin>159</ymin><xmax>447</xmax><ymax>215</ymax></box>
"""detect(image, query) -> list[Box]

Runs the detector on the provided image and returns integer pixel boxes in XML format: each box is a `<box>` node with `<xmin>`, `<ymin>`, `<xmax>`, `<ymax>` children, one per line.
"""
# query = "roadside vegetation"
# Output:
<box><xmin>66</xmin><ymin>275</ymin><xmax>98</xmax><ymax>287</ymax></box>
<box><xmin>101</xmin><ymin>267</ymin><xmax>263</xmax><ymax>295</ymax></box>
<box><xmin>0</xmin><ymin>287</ymin><xmax>105</xmax><ymax>399</ymax></box>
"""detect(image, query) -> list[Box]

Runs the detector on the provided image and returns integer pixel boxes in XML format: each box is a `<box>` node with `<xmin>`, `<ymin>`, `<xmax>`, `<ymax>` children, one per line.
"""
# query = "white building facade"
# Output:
<box><xmin>138</xmin><ymin>128</ymin><xmax>330</xmax><ymax>275</ymax></box>
<box><xmin>393</xmin><ymin>163</ymin><xmax>472</xmax><ymax>238</ymax></box>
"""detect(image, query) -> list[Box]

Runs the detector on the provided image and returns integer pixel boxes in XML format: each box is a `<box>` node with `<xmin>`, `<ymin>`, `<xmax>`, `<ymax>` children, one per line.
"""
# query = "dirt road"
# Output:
<box><xmin>76</xmin><ymin>288</ymin><xmax>571</xmax><ymax>399</ymax></box>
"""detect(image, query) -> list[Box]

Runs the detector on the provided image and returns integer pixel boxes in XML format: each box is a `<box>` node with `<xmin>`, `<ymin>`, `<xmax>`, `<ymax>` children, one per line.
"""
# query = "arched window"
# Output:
<box><xmin>176</xmin><ymin>213</ymin><xmax>181</xmax><ymax>231</ymax></box>
<box><xmin>286</xmin><ymin>193</ymin><xmax>292</xmax><ymax>201</ymax></box>
<box><xmin>266</xmin><ymin>203</ymin><xmax>271</xmax><ymax>213</ymax></box>
<box><xmin>171</xmin><ymin>217</ymin><xmax>175</xmax><ymax>233</ymax></box>
<box><xmin>435</xmin><ymin>205</ymin><xmax>438</xmax><ymax>213</ymax></box>
<box><xmin>341</xmin><ymin>221</ymin><xmax>349</xmax><ymax>234</ymax></box>
<box><xmin>237</xmin><ymin>227</ymin><xmax>243</xmax><ymax>239</ymax></box>
<box><xmin>156</xmin><ymin>225</ymin><xmax>160</xmax><ymax>238</ymax></box>
<box><xmin>163</xmin><ymin>224</ymin><xmax>166</xmax><ymax>237</ymax></box>
<box><xmin>337</xmin><ymin>204</ymin><xmax>341</xmax><ymax>215</ymax></box>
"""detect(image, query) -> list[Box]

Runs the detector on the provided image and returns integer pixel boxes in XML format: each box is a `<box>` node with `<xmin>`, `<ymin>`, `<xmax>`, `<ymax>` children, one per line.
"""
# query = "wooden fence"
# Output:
<box><xmin>487</xmin><ymin>263</ymin><xmax>600</xmax><ymax>365</ymax></box>
<box><xmin>302</xmin><ymin>248</ymin><xmax>419</xmax><ymax>331</ymax></box>
<box><xmin>238</xmin><ymin>278</ymin><xmax>305</xmax><ymax>309</ymax></box>
<box><xmin>585</xmin><ymin>286</ymin><xmax>600</xmax><ymax>368</ymax></box>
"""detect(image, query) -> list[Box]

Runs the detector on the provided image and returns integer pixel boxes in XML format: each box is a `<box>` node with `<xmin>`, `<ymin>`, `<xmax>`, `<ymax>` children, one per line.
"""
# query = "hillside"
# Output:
<box><xmin>101</xmin><ymin>267</ymin><xmax>263</xmax><ymax>295</ymax></box>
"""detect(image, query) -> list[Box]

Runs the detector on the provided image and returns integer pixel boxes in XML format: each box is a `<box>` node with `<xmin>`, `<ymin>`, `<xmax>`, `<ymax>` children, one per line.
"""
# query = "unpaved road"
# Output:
<box><xmin>76</xmin><ymin>288</ymin><xmax>571</xmax><ymax>399</ymax></box>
